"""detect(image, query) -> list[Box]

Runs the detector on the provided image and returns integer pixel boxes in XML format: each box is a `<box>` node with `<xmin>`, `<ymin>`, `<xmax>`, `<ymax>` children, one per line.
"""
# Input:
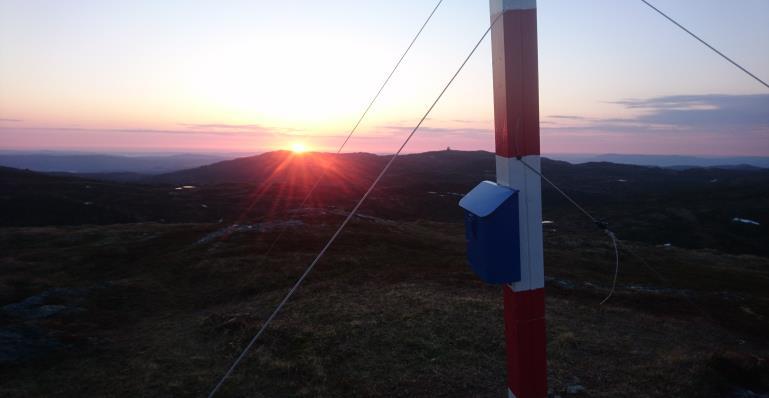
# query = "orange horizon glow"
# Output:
<box><xmin>1</xmin><ymin>2</ymin><xmax>767</xmax><ymax>156</ymax></box>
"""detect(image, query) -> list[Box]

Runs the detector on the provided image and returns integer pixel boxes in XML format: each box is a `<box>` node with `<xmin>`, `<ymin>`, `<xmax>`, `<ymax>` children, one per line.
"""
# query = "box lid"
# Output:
<box><xmin>458</xmin><ymin>180</ymin><xmax>517</xmax><ymax>217</ymax></box>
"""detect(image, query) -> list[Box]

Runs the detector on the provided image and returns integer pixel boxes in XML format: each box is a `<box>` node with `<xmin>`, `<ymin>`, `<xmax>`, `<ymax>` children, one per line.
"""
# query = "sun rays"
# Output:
<box><xmin>223</xmin><ymin>151</ymin><xmax>375</xmax><ymax>239</ymax></box>
<box><xmin>290</xmin><ymin>142</ymin><xmax>309</xmax><ymax>154</ymax></box>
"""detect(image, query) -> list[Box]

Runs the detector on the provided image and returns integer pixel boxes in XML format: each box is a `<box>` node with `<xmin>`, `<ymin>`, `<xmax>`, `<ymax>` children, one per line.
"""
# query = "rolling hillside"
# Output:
<box><xmin>2</xmin><ymin>150</ymin><xmax>769</xmax><ymax>397</ymax></box>
<box><xmin>3</xmin><ymin>150</ymin><xmax>767</xmax><ymax>255</ymax></box>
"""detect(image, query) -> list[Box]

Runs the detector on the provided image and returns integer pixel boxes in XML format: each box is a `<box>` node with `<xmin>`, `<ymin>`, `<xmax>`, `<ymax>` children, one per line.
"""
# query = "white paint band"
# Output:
<box><xmin>495</xmin><ymin>154</ymin><xmax>544</xmax><ymax>292</ymax></box>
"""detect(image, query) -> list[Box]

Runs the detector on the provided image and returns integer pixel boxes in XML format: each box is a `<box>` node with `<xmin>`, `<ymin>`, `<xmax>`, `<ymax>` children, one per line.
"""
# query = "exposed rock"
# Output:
<box><xmin>711</xmin><ymin>352</ymin><xmax>769</xmax><ymax>398</ymax></box>
<box><xmin>565</xmin><ymin>384</ymin><xmax>586</xmax><ymax>395</ymax></box>
<box><xmin>728</xmin><ymin>388</ymin><xmax>769</xmax><ymax>398</ymax></box>
<box><xmin>545</xmin><ymin>276</ymin><xmax>576</xmax><ymax>290</ymax></box>
<box><xmin>0</xmin><ymin>326</ymin><xmax>62</xmax><ymax>364</ymax></box>
<box><xmin>2</xmin><ymin>287</ymin><xmax>89</xmax><ymax>320</ymax></box>
<box><xmin>195</xmin><ymin>220</ymin><xmax>305</xmax><ymax>245</ymax></box>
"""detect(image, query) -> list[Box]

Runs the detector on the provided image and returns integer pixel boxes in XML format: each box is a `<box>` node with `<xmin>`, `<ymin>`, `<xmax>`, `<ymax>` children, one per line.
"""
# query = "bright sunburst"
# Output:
<box><xmin>290</xmin><ymin>142</ymin><xmax>309</xmax><ymax>154</ymax></box>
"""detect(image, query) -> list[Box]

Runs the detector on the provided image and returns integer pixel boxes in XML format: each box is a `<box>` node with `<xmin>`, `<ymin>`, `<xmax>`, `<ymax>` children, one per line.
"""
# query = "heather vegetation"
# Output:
<box><xmin>1</xmin><ymin>151</ymin><xmax>768</xmax><ymax>397</ymax></box>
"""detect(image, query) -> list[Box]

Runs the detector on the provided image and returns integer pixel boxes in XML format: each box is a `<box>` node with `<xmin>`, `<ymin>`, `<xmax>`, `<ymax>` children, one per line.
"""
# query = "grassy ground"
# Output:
<box><xmin>1</xmin><ymin>217</ymin><xmax>768</xmax><ymax>397</ymax></box>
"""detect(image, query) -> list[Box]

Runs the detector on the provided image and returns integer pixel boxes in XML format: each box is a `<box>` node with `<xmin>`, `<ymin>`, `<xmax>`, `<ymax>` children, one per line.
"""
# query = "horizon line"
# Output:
<box><xmin>1</xmin><ymin>148</ymin><xmax>769</xmax><ymax>159</ymax></box>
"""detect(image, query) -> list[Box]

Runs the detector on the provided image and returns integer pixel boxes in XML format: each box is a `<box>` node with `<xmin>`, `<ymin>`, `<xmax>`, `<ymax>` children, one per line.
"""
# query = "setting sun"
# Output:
<box><xmin>290</xmin><ymin>142</ymin><xmax>309</xmax><ymax>154</ymax></box>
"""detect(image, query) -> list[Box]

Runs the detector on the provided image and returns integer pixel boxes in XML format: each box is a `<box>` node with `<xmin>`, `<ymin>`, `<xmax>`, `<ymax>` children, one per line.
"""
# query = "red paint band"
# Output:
<box><xmin>503</xmin><ymin>284</ymin><xmax>545</xmax><ymax>320</ymax></box>
<box><xmin>505</xmin><ymin>317</ymin><xmax>547</xmax><ymax>398</ymax></box>
<box><xmin>503</xmin><ymin>287</ymin><xmax>547</xmax><ymax>398</ymax></box>
<box><xmin>491</xmin><ymin>8</ymin><xmax>540</xmax><ymax>158</ymax></box>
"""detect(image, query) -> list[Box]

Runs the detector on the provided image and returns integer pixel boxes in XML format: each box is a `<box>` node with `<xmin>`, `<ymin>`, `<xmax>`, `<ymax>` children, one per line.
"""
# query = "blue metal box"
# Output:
<box><xmin>458</xmin><ymin>181</ymin><xmax>521</xmax><ymax>284</ymax></box>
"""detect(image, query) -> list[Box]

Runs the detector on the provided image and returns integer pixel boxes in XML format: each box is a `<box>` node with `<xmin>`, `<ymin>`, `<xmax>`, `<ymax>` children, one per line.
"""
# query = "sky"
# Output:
<box><xmin>1</xmin><ymin>0</ymin><xmax>768</xmax><ymax>156</ymax></box>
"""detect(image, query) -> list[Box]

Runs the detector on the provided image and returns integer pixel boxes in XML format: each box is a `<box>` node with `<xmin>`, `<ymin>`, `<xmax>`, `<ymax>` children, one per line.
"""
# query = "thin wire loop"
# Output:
<box><xmin>600</xmin><ymin>230</ymin><xmax>620</xmax><ymax>305</ymax></box>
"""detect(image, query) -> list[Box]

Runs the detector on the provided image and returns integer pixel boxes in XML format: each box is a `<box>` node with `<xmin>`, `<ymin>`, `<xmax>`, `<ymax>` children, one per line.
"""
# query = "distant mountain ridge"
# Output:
<box><xmin>551</xmin><ymin>153</ymin><xmax>769</xmax><ymax>169</ymax></box>
<box><xmin>149</xmin><ymin>151</ymin><xmax>384</xmax><ymax>185</ymax></box>
<box><xmin>148</xmin><ymin>149</ymin><xmax>769</xmax><ymax>188</ymax></box>
<box><xmin>0</xmin><ymin>153</ymin><xmax>231</xmax><ymax>174</ymax></box>
<box><xmin>148</xmin><ymin>150</ymin><xmax>497</xmax><ymax>186</ymax></box>
<box><xmin>1</xmin><ymin>151</ymin><xmax>766</xmax><ymax>176</ymax></box>
<box><xmin>2</xmin><ymin>150</ymin><xmax>768</xmax><ymax>256</ymax></box>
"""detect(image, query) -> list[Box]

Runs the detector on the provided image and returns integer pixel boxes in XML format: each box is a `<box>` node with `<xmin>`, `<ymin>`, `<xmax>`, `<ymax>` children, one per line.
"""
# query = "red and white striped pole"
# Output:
<box><xmin>489</xmin><ymin>1</ymin><xmax>546</xmax><ymax>397</ymax></box>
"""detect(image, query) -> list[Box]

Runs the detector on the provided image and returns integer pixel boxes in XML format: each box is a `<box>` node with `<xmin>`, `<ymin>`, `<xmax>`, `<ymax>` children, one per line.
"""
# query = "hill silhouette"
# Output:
<box><xmin>1</xmin><ymin>150</ymin><xmax>767</xmax><ymax>256</ymax></box>
<box><xmin>0</xmin><ymin>153</ymin><xmax>231</xmax><ymax>174</ymax></box>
